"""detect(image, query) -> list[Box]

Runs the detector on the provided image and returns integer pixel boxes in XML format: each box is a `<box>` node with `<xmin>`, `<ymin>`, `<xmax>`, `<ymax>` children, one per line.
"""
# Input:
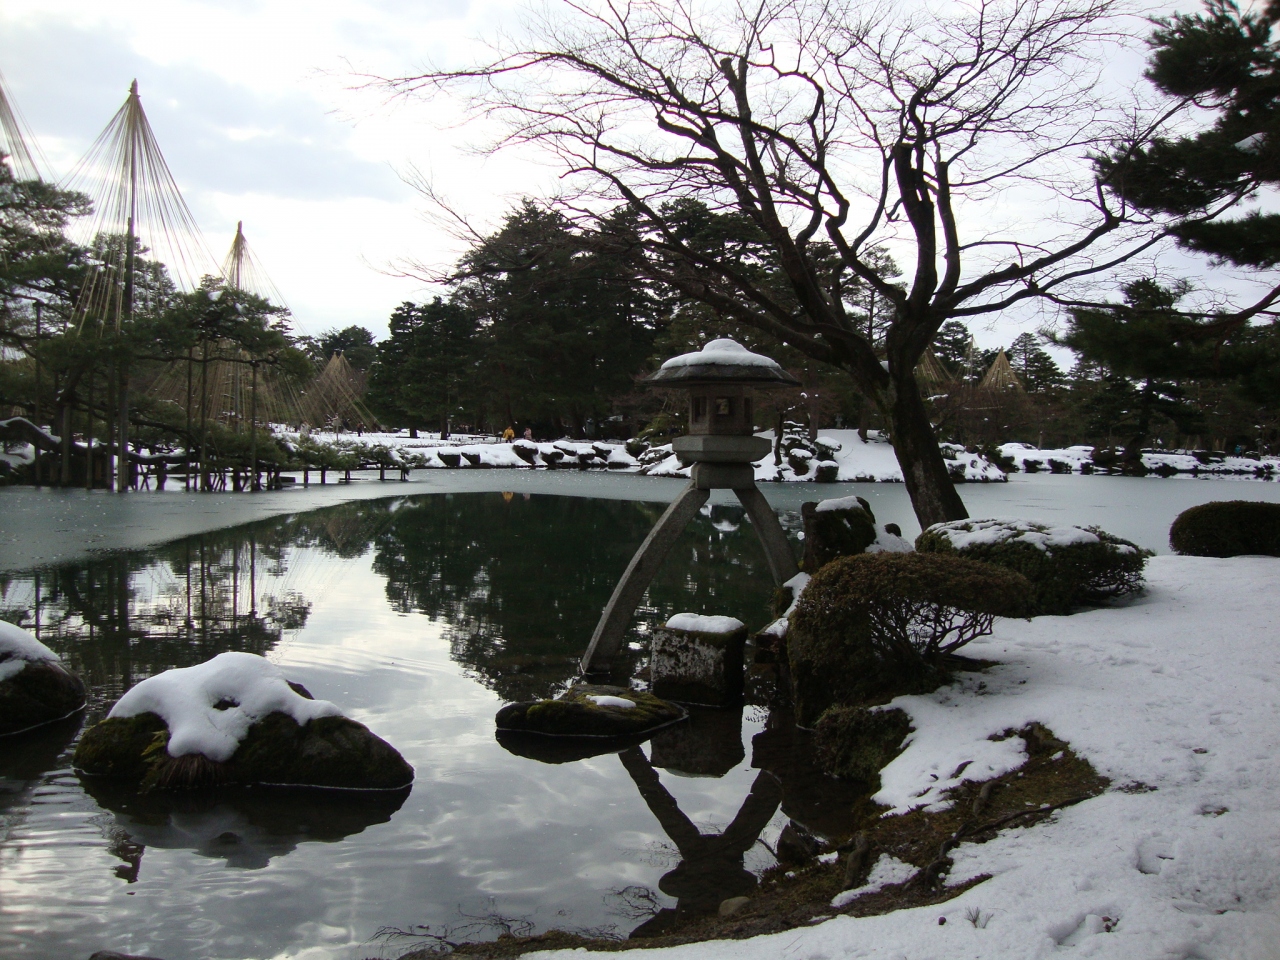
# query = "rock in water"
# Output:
<box><xmin>74</xmin><ymin>652</ymin><xmax>412</xmax><ymax>792</ymax></box>
<box><xmin>651</xmin><ymin>613</ymin><xmax>748</xmax><ymax>707</ymax></box>
<box><xmin>495</xmin><ymin>684</ymin><xmax>685</xmax><ymax>738</ymax></box>
<box><xmin>801</xmin><ymin>497</ymin><xmax>877</xmax><ymax>570</ymax></box>
<box><xmin>0</xmin><ymin>620</ymin><xmax>86</xmax><ymax>736</ymax></box>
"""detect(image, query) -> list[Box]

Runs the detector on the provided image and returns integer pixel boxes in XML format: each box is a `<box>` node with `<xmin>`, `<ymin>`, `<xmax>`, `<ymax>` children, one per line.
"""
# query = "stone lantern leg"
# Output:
<box><xmin>580</xmin><ymin>339</ymin><xmax>800</xmax><ymax>675</ymax></box>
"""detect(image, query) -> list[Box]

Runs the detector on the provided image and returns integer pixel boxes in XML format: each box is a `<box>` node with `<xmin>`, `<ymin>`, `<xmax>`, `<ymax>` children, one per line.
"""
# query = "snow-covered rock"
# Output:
<box><xmin>665</xmin><ymin>613</ymin><xmax>746</xmax><ymax>634</ymax></box>
<box><xmin>0</xmin><ymin>620</ymin><xmax>86</xmax><ymax>736</ymax></box>
<box><xmin>74</xmin><ymin>652</ymin><xmax>413</xmax><ymax>791</ymax></box>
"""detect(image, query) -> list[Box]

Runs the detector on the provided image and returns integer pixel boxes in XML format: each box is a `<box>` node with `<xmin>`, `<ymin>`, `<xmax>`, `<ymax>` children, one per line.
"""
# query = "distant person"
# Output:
<box><xmin>523</xmin><ymin>426</ymin><xmax>533</xmax><ymax>441</ymax></box>
<box><xmin>502</xmin><ymin>425</ymin><xmax>515</xmax><ymax>442</ymax></box>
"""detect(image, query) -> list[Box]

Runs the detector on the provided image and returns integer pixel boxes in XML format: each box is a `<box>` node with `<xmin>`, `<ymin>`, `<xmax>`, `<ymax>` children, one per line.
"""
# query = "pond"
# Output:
<box><xmin>4</xmin><ymin>473</ymin><xmax>1280</xmax><ymax>960</ymax></box>
<box><xmin>0</xmin><ymin>492</ymin><xmax>864</xmax><ymax>960</ymax></box>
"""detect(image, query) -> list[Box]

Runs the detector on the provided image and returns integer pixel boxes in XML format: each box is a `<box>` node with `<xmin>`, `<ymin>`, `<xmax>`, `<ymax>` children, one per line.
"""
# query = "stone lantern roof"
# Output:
<box><xmin>647</xmin><ymin>338</ymin><xmax>800</xmax><ymax>388</ymax></box>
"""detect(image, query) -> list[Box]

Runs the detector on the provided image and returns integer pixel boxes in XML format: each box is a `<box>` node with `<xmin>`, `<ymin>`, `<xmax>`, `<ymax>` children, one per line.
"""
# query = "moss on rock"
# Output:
<box><xmin>74</xmin><ymin>711</ymin><xmax>414</xmax><ymax>792</ymax></box>
<box><xmin>800</xmin><ymin>498</ymin><xmax>877</xmax><ymax>571</ymax></box>
<box><xmin>0</xmin><ymin>661</ymin><xmax>87</xmax><ymax>736</ymax></box>
<box><xmin>813</xmin><ymin>705</ymin><xmax>912</xmax><ymax>785</ymax></box>
<box><xmin>495</xmin><ymin>684</ymin><xmax>685</xmax><ymax>738</ymax></box>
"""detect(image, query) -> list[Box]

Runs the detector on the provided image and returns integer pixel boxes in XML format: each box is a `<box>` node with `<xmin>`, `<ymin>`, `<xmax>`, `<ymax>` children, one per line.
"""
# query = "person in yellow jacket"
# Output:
<box><xmin>501</xmin><ymin>425</ymin><xmax>515</xmax><ymax>442</ymax></box>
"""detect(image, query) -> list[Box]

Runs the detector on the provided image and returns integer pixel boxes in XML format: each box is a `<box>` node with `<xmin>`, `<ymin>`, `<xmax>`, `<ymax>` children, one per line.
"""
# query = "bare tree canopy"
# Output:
<box><xmin>383</xmin><ymin>0</ymin><xmax>1205</xmax><ymax>526</ymax></box>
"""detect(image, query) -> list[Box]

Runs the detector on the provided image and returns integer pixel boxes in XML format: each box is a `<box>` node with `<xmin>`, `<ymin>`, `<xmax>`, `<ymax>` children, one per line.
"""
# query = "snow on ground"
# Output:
<box><xmin>527</xmin><ymin>556</ymin><xmax>1280</xmax><ymax>959</ymax></box>
<box><xmin>1000</xmin><ymin>442</ymin><xmax>1280</xmax><ymax>477</ymax></box>
<box><xmin>646</xmin><ymin>430</ymin><xmax>1007</xmax><ymax>483</ymax></box>
<box><xmin>0</xmin><ymin>619</ymin><xmax>57</xmax><ymax>681</ymax></box>
<box><xmin>108</xmin><ymin>651</ymin><xmax>342</xmax><ymax>761</ymax></box>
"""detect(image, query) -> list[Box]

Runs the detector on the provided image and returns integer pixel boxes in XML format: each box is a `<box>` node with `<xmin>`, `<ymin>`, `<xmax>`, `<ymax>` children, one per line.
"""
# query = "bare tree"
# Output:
<box><xmin>383</xmin><ymin>0</ymin><xmax>1207</xmax><ymax>526</ymax></box>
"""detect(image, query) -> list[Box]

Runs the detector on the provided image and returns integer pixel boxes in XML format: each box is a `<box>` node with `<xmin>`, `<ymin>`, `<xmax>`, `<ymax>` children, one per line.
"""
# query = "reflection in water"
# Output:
<box><xmin>82</xmin><ymin>780</ymin><xmax>409</xmax><ymax>871</ymax></box>
<box><xmin>0</xmin><ymin>492</ymin><xmax>855</xmax><ymax>960</ymax></box>
<box><xmin>371</xmin><ymin>497</ymin><xmax>776</xmax><ymax>702</ymax></box>
<box><xmin>620</xmin><ymin>747</ymin><xmax>781</xmax><ymax>936</ymax></box>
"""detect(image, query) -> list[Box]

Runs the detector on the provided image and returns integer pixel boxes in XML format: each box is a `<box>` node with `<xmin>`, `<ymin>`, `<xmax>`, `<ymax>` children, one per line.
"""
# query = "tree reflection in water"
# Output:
<box><xmin>0</xmin><ymin>492</ymin><xmax>801</xmax><ymax>907</ymax></box>
<box><xmin>370</xmin><ymin>494</ymin><xmax>777</xmax><ymax>702</ymax></box>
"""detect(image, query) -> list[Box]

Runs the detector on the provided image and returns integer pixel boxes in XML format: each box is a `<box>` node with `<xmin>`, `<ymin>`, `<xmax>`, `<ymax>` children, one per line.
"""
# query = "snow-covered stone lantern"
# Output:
<box><xmin>648</xmin><ymin>338</ymin><xmax>800</xmax><ymax>491</ymax></box>
<box><xmin>580</xmin><ymin>339</ymin><xmax>800</xmax><ymax>679</ymax></box>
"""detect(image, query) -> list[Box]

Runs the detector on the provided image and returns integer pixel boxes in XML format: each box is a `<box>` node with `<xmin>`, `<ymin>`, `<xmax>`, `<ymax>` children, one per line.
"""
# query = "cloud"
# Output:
<box><xmin>1</xmin><ymin>18</ymin><xmax>401</xmax><ymax>203</ymax></box>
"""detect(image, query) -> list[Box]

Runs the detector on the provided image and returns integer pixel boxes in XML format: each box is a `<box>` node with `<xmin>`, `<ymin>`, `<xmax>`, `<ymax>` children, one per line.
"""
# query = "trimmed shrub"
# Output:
<box><xmin>916</xmin><ymin>518</ymin><xmax>1149</xmax><ymax>615</ymax></box>
<box><xmin>1169</xmin><ymin>501</ymin><xmax>1280</xmax><ymax>557</ymax></box>
<box><xmin>787</xmin><ymin>553</ymin><xmax>1029</xmax><ymax>725</ymax></box>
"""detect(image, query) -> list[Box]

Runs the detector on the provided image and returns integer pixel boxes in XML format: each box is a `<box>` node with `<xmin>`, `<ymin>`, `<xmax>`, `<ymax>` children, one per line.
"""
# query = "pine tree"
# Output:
<box><xmin>1103</xmin><ymin>0</ymin><xmax>1280</xmax><ymax>276</ymax></box>
<box><xmin>1007</xmin><ymin>333</ymin><xmax>1066</xmax><ymax>392</ymax></box>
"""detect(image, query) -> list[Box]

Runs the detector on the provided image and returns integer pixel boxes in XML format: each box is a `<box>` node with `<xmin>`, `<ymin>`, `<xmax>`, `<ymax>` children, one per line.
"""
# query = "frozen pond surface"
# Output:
<box><xmin>2</xmin><ymin>469</ymin><xmax>1280</xmax><ymax>571</ymax></box>
<box><xmin>3</xmin><ymin>473</ymin><xmax>1280</xmax><ymax>959</ymax></box>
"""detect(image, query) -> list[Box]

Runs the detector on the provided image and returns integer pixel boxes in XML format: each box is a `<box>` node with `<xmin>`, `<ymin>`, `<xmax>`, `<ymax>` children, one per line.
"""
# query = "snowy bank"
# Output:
<box><xmin>645</xmin><ymin>429</ymin><xmax>1007</xmax><ymax>483</ymax></box>
<box><xmin>1000</xmin><ymin>441</ymin><xmax>1280</xmax><ymax>478</ymax></box>
<box><xmin>530</xmin><ymin>556</ymin><xmax>1280</xmax><ymax>959</ymax></box>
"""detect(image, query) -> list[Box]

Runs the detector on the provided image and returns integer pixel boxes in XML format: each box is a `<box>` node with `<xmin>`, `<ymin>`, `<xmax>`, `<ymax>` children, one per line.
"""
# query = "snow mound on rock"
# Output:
<box><xmin>108</xmin><ymin>652</ymin><xmax>342</xmax><ymax>762</ymax></box>
<box><xmin>665</xmin><ymin>613</ymin><xmax>746</xmax><ymax>634</ymax></box>
<box><xmin>0</xmin><ymin>619</ymin><xmax>58</xmax><ymax>681</ymax></box>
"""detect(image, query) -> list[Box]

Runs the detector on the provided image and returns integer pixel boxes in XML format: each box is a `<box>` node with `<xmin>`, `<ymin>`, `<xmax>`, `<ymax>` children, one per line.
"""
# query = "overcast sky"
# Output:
<box><xmin>0</xmin><ymin>0</ymin><xmax>1250</xmax><ymax>359</ymax></box>
<box><xmin>0</xmin><ymin>0</ymin><xmax>556</xmax><ymax>340</ymax></box>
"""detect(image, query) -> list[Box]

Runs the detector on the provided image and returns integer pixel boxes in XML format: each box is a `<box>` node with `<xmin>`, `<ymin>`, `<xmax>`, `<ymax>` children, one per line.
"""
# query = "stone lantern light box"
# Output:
<box><xmin>648</xmin><ymin>339</ymin><xmax>800</xmax><ymax>485</ymax></box>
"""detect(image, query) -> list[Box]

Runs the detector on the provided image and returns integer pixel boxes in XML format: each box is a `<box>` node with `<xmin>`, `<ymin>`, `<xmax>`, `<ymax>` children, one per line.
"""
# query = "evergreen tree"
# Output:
<box><xmin>366</xmin><ymin>299</ymin><xmax>478</xmax><ymax>438</ymax></box>
<box><xmin>455</xmin><ymin>202</ymin><xmax>661</xmax><ymax>436</ymax></box>
<box><xmin>933</xmin><ymin>321</ymin><xmax>973</xmax><ymax>376</ymax></box>
<box><xmin>1060</xmin><ymin>279</ymin><xmax>1208</xmax><ymax>460</ymax></box>
<box><xmin>1102</xmin><ymin>1</ymin><xmax>1280</xmax><ymax>275</ymax></box>
<box><xmin>1007</xmin><ymin>333</ymin><xmax>1066</xmax><ymax>392</ymax></box>
<box><xmin>314</xmin><ymin>325</ymin><xmax>377</xmax><ymax>370</ymax></box>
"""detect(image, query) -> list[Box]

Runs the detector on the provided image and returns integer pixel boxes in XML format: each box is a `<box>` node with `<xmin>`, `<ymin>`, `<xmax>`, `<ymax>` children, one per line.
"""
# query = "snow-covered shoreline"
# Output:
<box><xmin>523</xmin><ymin>556</ymin><xmax>1280</xmax><ymax>959</ymax></box>
<box><xmin>999</xmin><ymin>441</ymin><xmax>1280</xmax><ymax>478</ymax></box>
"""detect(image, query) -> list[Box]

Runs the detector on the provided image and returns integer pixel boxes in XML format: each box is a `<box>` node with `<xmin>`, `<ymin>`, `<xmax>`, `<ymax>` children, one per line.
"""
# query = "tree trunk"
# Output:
<box><xmin>885</xmin><ymin>372</ymin><xmax>968</xmax><ymax>529</ymax></box>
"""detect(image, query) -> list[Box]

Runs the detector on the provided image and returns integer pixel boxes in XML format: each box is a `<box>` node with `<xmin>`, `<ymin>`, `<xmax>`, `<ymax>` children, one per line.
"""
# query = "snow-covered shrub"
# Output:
<box><xmin>788</xmin><ymin>553</ymin><xmax>1029</xmax><ymax>725</ymax></box>
<box><xmin>1170</xmin><ymin>501</ymin><xmax>1280</xmax><ymax>557</ymax></box>
<box><xmin>916</xmin><ymin>518</ymin><xmax>1149</xmax><ymax>615</ymax></box>
<box><xmin>813</xmin><ymin>704</ymin><xmax>912</xmax><ymax>784</ymax></box>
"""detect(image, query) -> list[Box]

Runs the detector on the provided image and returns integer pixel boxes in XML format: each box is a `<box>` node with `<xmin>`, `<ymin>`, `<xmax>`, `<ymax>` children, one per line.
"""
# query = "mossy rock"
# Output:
<box><xmin>800</xmin><ymin>498</ymin><xmax>876</xmax><ymax>571</ymax></box>
<box><xmin>74</xmin><ymin>711</ymin><xmax>414</xmax><ymax>793</ymax></box>
<box><xmin>0</xmin><ymin>660</ymin><xmax>86</xmax><ymax>736</ymax></box>
<box><xmin>813</xmin><ymin>705</ymin><xmax>912</xmax><ymax>785</ymax></box>
<box><xmin>788</xmin><ymin>553</ymin><xmax>1029</xmax><ymax>726</ymax></box>
<box><xmin>916</xmin><ymin>518</ymin><xmax>1149</xmax><ymax>615</ymax></box>
<box><xmin>495</xmin><ymin>684</ymin><xmax>685</xmax><ymax>738</ymax></box>
<box><xmin>1169</xmin><ymin>500</ymin><xmax>1280</xmax><ymax>557</ymax></box>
